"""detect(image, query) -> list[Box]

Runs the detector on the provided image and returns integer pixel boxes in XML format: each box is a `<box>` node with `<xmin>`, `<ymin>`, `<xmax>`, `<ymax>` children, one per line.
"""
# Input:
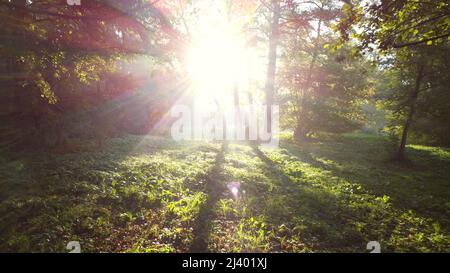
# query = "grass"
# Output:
<box><xmin>0</xmin><ymin>133</ymin><xmax>448</xmax><ymax>252</ymax></box>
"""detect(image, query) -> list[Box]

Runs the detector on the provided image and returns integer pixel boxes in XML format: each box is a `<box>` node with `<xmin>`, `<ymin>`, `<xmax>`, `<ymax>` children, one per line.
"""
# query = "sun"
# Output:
<box><xmin>186</xmin><ymin>28</ymin><xmax>250</xmax><ymax>107</ymax></box>
<box><xmin>187</xmin><ymin>31</ymin><xmax>244</xmax><ymax>88</ymax></box>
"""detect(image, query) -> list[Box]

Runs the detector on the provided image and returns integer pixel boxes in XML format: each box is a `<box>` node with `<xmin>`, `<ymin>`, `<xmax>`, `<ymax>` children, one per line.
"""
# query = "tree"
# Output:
<box><xmin>0</xmin><ymin>0</ymin><xmax>181</xmax><ymax>150</ymax></box>
<box><xmin>379</xmin><ymin>45</ymin><xmax>450</xmax><ymax>159</ymax></box>
<box><xmin>275</xmin><ymin>0</ymin><xmax>372</xmax><ymax>138</ymax></box>
<box><xmin>264</xmin><ymin>0</ymin><xmax>281</xmax><ymax>135</ymax></box>
<box><xmin>337</xmin><ymin>0</ymin><xmax>450</xmax><ymax>159</ymax></box>
<box><xmin>338</xmin><ymin>0</ymin><xmax>450</xmax><ymax>50</ymax></box>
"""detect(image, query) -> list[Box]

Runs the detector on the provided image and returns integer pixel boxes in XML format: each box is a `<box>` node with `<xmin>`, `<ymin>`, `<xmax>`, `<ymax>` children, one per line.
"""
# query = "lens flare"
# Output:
<box><xmin>227</xmin><ymin>181</ymin><xmax>241</xmax><ymax>199</ymax></box>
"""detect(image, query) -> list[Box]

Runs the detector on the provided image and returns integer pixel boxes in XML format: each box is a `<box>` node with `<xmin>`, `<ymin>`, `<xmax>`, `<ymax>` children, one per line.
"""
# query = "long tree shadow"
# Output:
<box><xmin>251</xmin><ymin>145</ymin><xmax>297</xmax><ymax>194</ymax></box>
<box><xmin>251</xmin><ymin>145</ymin><xmax>367</xmax><ymax>252</ymax></box>
<box><xmin>280</xmin><ymin>138</ymin><xmax>450</xmax><ymax>232</ymax></box>
<box><xmin>0</xmin><ymin>136</ymin><xmax>221</xmax><ymax>252</ymax></box>
<box><xmin>189</xmin><ymin>142</ymin><xmax>228</xmax><ymax>252</ymax></box>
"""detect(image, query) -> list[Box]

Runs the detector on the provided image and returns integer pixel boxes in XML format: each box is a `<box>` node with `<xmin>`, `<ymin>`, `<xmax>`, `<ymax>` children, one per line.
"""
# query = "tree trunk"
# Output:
<box><xmin>264</xmin><ymin>0</ymin><xmax>280</xmax><ymax>135</ymax></box>
<box><xmin>13</xmin><ymin>0</ymin><xmax>29</xmax><ymax>148</ymax></box>
<box><xmin>295</xmin><ymin>17</ymin><xmax>322</xmax><ymax>141</ymax></box>
<box><xmin>396</xmin><ymin>64</ymin><xmax>425</xmax><ymax>160</ymax></box>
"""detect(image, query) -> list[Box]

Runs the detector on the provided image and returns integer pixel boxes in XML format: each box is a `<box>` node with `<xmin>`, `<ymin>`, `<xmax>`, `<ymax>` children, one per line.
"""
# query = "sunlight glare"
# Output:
<box><xmin>187</xmin><ymin>29</ymin><xmax>248</xmax><ymax>106</ymax></box>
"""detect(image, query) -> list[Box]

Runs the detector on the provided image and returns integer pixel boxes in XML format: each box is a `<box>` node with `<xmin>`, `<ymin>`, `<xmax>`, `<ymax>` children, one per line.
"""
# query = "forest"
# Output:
<box><xmin>0</xmin><ymin>0</ymin><xmax>449</xmax><ymax>253</ymax></box>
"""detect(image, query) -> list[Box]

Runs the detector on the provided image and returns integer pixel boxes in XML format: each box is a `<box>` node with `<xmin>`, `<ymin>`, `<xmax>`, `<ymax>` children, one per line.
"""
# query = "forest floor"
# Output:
<box><xmin>0</xmin><ymin>133</ymin><xmax>449</xmax><ymax>252</ymax></box>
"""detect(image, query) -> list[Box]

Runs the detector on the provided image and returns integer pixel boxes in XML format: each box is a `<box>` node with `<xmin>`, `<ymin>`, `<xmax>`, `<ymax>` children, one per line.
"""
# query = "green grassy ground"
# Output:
<box><xmin>0</xmin><ymin>133</ymin><xmax>448</xmax><ymax>252</ymax></box>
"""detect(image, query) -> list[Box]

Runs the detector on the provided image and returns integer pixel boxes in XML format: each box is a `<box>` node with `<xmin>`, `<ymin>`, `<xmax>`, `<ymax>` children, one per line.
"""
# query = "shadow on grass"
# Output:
<box><xmin>0</xmin><ymin>135</ymin><xmax>221</xmax><ymax>252</ymax></box>
<box><xmin>189</xmin><ymin>142</ymin><xmax>228</xmax><ymax>252</ymax></box>
<box><xmin>251</xmin><ymin>145</ymin><xmax>300</xmax><ymax>197</ymax></box>
<box><xmin>0</xmin><ymin>135</ymin><xmax>179</xmax><ymax>202</ymax></box>
<box><xmin>279</xmin><ymin>135</ymin><xmax>450</xmax><ymax>232</ymax></box>
<box><xmin>251</xmin><ymin>145</ymin><xmax>367</xmax><ymax>252</ymax></box>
